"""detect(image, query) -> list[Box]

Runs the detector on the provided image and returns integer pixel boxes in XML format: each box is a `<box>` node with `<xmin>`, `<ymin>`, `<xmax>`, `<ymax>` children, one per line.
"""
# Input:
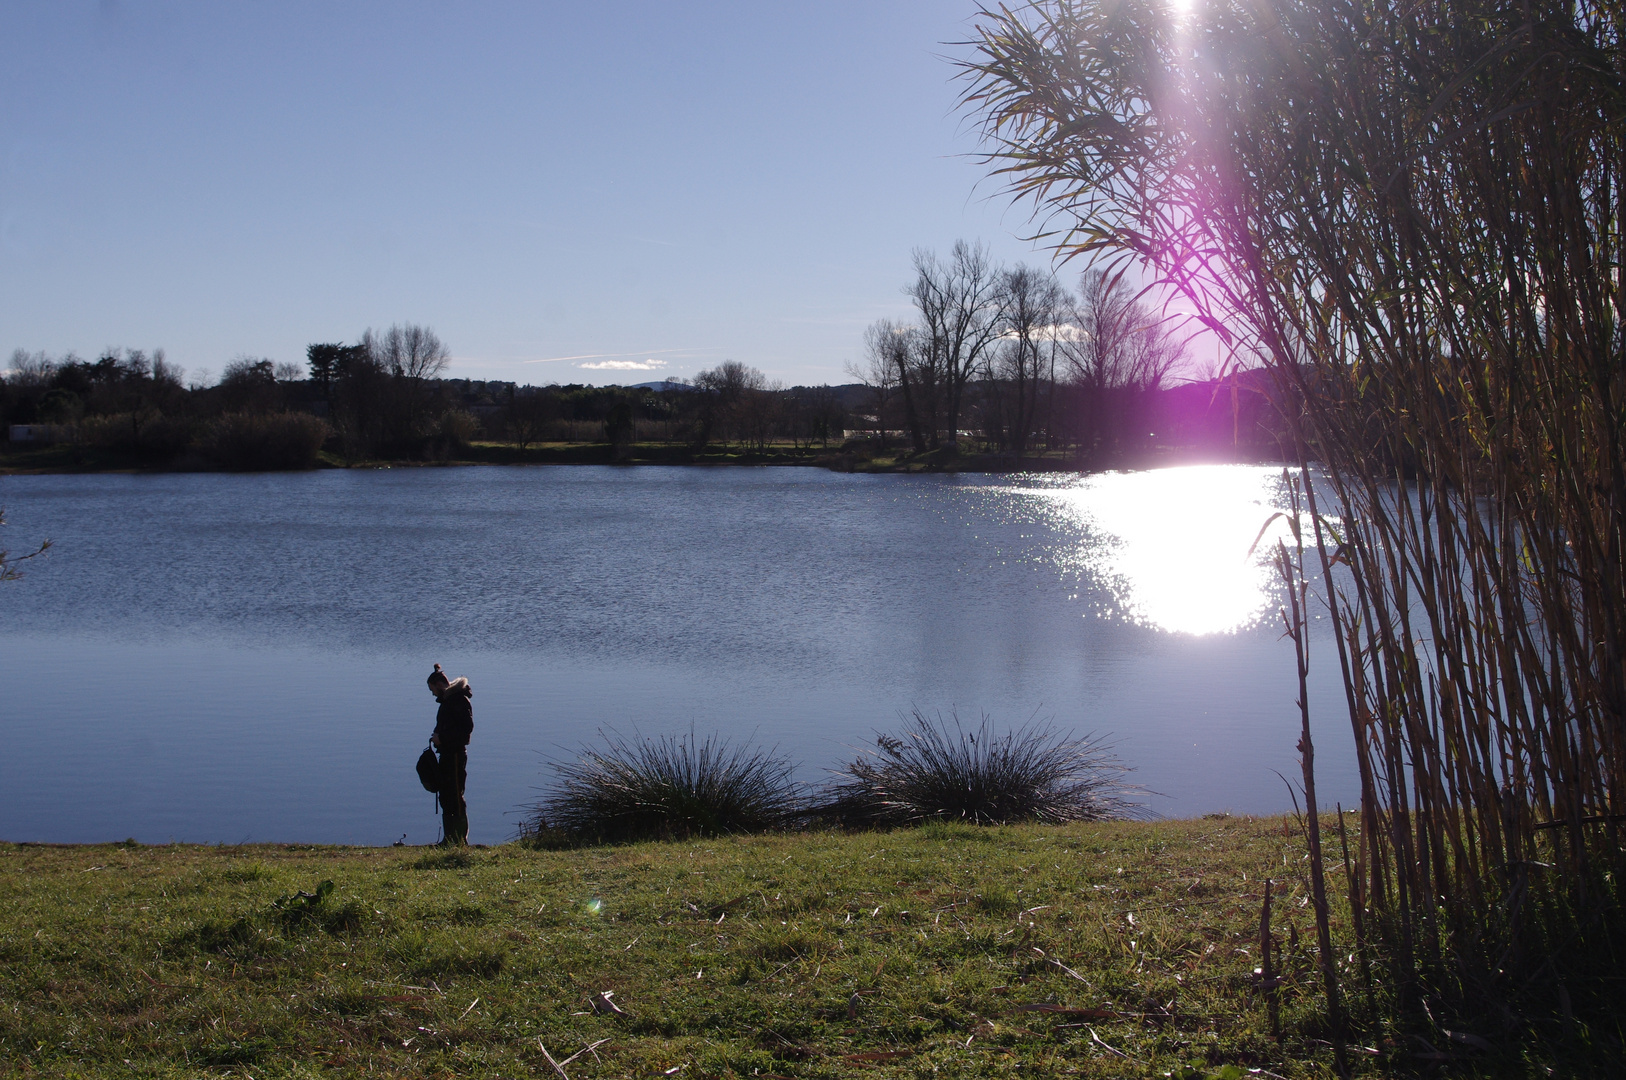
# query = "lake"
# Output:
<box><xmin>0</xmin><ymin>464</ymin><xmax>1355</xmax><ymax>845</ymax></box>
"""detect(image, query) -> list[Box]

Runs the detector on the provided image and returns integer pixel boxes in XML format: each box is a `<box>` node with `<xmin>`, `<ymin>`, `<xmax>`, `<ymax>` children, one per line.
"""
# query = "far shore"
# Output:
<box><xmin>1</xmin><ymin>438</ymin><xmax>1288</xmax><ymax>477</ymax></box>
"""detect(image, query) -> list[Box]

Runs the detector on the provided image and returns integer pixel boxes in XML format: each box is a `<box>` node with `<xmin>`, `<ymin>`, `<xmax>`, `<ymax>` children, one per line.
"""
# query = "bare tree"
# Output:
<box><xmin>371</xmin><ymin>324</ymin><xmax>450</xmax><ymax>383</ymax></box>
<box><xmin>909</xmin><ymin>241</ymin><xmax>1005</xmax><ymax>450</ymax></box>
<box><xmin>851</xmin><ymin>321</ymin><xmax>907</xmax><ymax>449</ymax></box>
<box><xmin>366</xmin><ymin>324</ymin><xmax>451</xmax><ymax>445</ymax></box>
<box><xmin>1061</xmin><ymin>271</ymin><xmax>1184</xmax><ymax>461</ymax></box>
<box><xmin>694</xmin><ymin>360</ymin><xmax>772</xmax><ymax>449</ymax></box>
<box><xmin>987</xmin><ymin>264</ymin><xmax>1066</xmax><ymax>459</ymax></box>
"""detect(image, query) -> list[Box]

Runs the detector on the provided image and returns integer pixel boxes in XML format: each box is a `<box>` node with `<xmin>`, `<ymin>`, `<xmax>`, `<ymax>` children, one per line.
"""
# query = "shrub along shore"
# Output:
<box><xmin>0</xmin><ymin>817</ymin><xmax>1587</xmax><ymax>1078</ymax></box>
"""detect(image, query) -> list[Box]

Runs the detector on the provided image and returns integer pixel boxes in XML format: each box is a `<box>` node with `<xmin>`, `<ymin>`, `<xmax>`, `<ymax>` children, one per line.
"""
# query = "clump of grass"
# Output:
<box><xmin>818</xmin><ymin>709</ymin><xmax>1136</xmax><ymax>827</ymax></box>
<box><xmin>528</xmin><ymin>729</ymin><xmax>803</xmax><ymax>843</ymax></box>
<box><xmin>271</xmin><ymin>880</ymin><xmax>365</xmax><ymax>935</ymax></box>
<box><xmin>411</xmin><ymin>850</ymin><xmax>472</xmax><ymax>871</ymax></box>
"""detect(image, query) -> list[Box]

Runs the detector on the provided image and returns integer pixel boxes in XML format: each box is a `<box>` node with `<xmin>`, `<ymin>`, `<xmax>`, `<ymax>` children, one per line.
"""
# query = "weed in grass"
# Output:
<box><xmin>219</xmin><ymin>861</ymin><xmax>270</xmax><ymax>883</ymax></box>
<box><xmin>819</xmin><ymin>708</ymin><xmax>1138</xmax><ymax>827</ymax></box>
<box><xmin>270</xmin><ymin>878</ymin><xmax>365</xmax><ymax>935</ymax></box>
<box><xmin>529</xmin><ymin>728</ymin><xmax>803</xmax><ymax>842</ymax></box>
<box><xmin>414</xmin><ymin>946</ymin><xmax>504</xmax><ymax>979</ymax></box>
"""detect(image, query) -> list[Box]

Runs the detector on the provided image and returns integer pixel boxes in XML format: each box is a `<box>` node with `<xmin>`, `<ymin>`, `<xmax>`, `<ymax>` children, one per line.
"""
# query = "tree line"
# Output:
<box><xmin>849</xmin><ymin>241</ymin><xmax>1212</xmax><ymax>465</ymax></box>
<box><xmin>5</xmin><ymin>313</ymin><xmax>1279</xmax><ymax>469</ymax></box>
<box><xmin>0</xmin><ymin>328</ymin><xmax>860</xmax><ymax>468</ymax></box>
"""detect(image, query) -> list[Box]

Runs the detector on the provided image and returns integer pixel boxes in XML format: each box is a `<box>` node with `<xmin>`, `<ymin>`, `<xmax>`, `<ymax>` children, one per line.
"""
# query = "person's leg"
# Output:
<box><xmin>438</xmin><ymin>747</ymin><xmax>466</xmax><ymax>844</ymax></box>
<box><xmin>446</xmin><ymin>746</ymin><xmax>469</xmax><ymax>844</ymax></box>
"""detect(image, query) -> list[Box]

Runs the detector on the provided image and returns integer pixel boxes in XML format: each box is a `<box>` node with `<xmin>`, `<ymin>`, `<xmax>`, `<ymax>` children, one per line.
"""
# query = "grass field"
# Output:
<box><xmin>0</xmin><ymin>817</ymin><xmax>1540</xmax><ymax>1078</ymax></box>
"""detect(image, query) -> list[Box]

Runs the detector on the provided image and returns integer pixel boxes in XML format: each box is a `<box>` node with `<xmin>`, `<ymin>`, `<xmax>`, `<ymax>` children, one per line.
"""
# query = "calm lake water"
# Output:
<box><xmin>0</xmin><ymin>464</ymin><xmax>1355</xmax><ymax>845</ymax></box>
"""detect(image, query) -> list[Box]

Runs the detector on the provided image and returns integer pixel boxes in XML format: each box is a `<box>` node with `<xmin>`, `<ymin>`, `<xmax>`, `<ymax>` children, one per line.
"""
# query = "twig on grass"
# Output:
<box><xmin>1087</xmin><ymin>1026</ymin><xmax>1129</xmax><ymax>1058</ymax></box>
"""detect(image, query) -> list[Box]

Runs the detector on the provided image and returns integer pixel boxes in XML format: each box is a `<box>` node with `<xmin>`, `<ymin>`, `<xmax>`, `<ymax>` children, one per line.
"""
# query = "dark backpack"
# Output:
<box><xmin>416</xmin><ymin>745</ymin><xmax>440</xmax><ymax>793</ymax></box>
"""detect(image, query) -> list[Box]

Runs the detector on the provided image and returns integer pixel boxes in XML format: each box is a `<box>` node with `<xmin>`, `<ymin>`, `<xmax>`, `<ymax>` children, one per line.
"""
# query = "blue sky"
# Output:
<box><xmin>1</xmin><ymin>1</ymin><xmax>1062</xmax><ymax>387</ymax></box>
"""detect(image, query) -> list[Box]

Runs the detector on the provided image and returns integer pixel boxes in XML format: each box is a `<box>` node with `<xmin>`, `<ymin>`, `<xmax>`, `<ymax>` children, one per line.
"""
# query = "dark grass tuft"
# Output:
<box><xmin>816</xmin><ymin>709</ymin><xmax>1138</xmax><ymax>827</ymax></box>
<box><xmin>411</xmin><ymin>850</ymin><xmax>473</xmax><ymax>871</ymax></box>
<box><xmin>526</xmin><ymin>729</ymin><xmax>804</xmax><ymax>844</ymax></box>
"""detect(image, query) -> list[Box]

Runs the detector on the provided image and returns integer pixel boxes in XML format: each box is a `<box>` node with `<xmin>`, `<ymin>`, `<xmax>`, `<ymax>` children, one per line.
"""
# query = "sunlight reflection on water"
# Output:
<box><xmin>1015</xmin><ymin>465</ymin><xmax>1298</xmax><ymax>635</ymax></box>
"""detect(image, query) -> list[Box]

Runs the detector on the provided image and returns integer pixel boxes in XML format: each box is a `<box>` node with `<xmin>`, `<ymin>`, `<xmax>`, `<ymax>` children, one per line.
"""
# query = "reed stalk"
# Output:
<box><xmin>962</xmin><ymin>0</ymin><xmax>1626</xmax><ymax>1043</ymax></box>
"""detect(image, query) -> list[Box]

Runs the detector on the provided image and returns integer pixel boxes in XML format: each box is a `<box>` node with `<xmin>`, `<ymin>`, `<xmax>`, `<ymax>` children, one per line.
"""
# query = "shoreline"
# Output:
<box><xmin>0</xmin><ymin>810</ymin><xmax>1250</xmax><ymax>851</ymax></box>
<box><xmin>0</xmin><ymin>439</ymin><xmax>1288</xmax><ymax>477</ymax></box>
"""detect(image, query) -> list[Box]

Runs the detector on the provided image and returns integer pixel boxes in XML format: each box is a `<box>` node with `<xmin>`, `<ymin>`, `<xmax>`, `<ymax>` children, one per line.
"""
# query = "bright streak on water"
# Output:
<box><xmin>1019</xmin><ymin>465</ymin><xmax>1297</xmax><ymax>636</ymax></box>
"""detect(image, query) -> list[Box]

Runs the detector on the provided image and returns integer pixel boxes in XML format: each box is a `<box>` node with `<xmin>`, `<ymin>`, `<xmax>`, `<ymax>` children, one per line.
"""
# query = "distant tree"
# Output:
<box><xmin>604</xmin><ymin>399</ymin><xmax>635</xmax><ymax>458</ymax></box>
<box><xmin>504</xmin><ymin>387</ymin><xmax>553</xmax><ymax>449</ymax></box>
<box><xmin>367</xmin><ymin>324</ymin><xmax>450</xmax><ymax>444</ymax></box>
<box><xmin>325</xmin><ymin>343</ymin><xmax>389</xmax><ymax>459</ymax></box>
<box><xmin>853</xmin><ymin>322</ymin><xmax>907</xmax><ymax>450</ymax></box>
<box><xmin>307</xmin><ymin>343</ymin><xmax>345</xmax><ymax>392</ymax></box>
<box><xmin>987</xmin><ymin>264</ymin><xmax>1065</xmax><ymax>459</ymax></box>
<box><xmin>909</xmin><ymin>241</ymin><xmax>1005</xmax><ymax>449</ymax></box>
<box><xmin>693</xmin><ymin>360</ymin><xmax>771</xmax><ymax>449</ymax></box>
<box><xmin>1061</xmin><ymin>271</ymin><xmax>1185</xmax><ymax>461</ymax></box>
<box><xmin>796</xmin><ymin>384</ymin><xmax>844</xmax><ymax>448</ymax></box>
<box><xmin>2</xmin><ymin>350</ymin><xmax>60</xmax><ymax>425</ymax></box>
<box><xmin>220</xmin><ymin>357</ymin><xmax>280</xmax><ymax>414</ymax></box>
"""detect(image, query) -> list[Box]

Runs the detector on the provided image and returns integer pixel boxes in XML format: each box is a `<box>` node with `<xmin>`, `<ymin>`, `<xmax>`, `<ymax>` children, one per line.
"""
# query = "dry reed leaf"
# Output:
<box><xmin>588</xmin><ymin>990</ymin><xmax>627</xmax><ymax>1017</ymax></box>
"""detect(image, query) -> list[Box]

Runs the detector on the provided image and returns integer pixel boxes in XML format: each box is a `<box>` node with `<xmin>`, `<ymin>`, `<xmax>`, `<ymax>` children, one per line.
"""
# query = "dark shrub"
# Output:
<box><xmin>817</xmin><ymin>709</ymin><xmax>1137</xmax><ymax>827</ymax></box>
<box><xmin>528</xmin><ymin>729</ymin><xmax>803</xmax><ymax>843</ymax></box>
<box><xmin>79</xmin><ymin>410</ymin><xmax>194</xmax><ymax>461</ymax></box>
<box><xmin>201</xmin><ymin>410</ymin><xmax>330</xmax><ymax>470</ymax></box>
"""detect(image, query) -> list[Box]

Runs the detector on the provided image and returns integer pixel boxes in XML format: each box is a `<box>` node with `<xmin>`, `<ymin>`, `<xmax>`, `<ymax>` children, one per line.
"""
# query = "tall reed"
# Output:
<box><xmin>963</xmin><ymin>0</ymin><xmax>1626</xmax><ymax>1039</ymax></box>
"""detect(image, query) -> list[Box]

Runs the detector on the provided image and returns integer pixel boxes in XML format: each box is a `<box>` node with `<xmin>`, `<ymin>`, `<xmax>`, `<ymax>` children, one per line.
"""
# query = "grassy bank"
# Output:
<box><xmin>0</xmin><ymin>816</ymin><xmax>1554</xmax><ymax>1078</ymax></box>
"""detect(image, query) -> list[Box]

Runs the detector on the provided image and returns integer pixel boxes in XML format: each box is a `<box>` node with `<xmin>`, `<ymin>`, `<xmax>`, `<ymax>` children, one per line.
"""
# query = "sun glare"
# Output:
<box><xmin>1021</xmin><ymin>466</ymin><xmax>1299</xmax><ymax>636</ymax></box>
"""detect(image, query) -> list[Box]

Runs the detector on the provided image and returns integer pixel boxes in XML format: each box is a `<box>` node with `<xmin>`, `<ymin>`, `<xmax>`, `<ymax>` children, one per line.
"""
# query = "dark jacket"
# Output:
<box><xmin>433</xmin><ymin>677</ymin><xmax>473</xmax><ymax>748</ymax></box>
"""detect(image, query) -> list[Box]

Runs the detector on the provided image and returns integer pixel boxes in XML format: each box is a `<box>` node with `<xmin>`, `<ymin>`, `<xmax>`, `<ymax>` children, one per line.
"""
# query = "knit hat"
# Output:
<box><xmin>427</xmin><ymin>663</ymin><xmax>449</xmax><ymax>688</ymax></box>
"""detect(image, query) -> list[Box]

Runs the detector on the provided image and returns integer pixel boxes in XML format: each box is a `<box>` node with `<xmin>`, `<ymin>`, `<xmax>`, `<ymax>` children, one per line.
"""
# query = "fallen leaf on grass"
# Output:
<box><xmin>589</xmin><ymin>990</ymin><xmax>627</xmax><ymax>1017</ymax></box>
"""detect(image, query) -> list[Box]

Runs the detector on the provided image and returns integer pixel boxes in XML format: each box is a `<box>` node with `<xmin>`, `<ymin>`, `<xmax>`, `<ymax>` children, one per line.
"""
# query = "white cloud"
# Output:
<box><xmin>578</xmin><ymin>358</ymin><xmax>669</xmax><ymax>371</ymax></box>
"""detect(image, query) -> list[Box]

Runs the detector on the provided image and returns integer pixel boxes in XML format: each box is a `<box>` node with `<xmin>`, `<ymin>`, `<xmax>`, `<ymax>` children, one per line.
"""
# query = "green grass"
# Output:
<box><xmin>0</xmin><ymin>818</ymin><xmax>1558</xmax><ymax>1077</ymax></box>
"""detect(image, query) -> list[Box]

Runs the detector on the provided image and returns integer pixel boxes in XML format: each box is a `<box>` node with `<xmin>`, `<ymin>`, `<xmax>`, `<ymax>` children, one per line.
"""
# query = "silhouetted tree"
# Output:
<box><xmin>857</xmin><ymin>321</ymin><xmax>911</xmax><ymax>450</ymax></box>
<box><xmin>909</xmin><ymin>241</ymin><xmax>1005</xmax><ymax>449</ymax></box>
<box><xmin>1061</xmin><ymin>271</ymin><xmax>1183</xmax><ymax>462</ymax></box>
<box><xmin>986</xmin><ymin>264</ymin><xmax>1065</xmax><ymax>459</ymax></box>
